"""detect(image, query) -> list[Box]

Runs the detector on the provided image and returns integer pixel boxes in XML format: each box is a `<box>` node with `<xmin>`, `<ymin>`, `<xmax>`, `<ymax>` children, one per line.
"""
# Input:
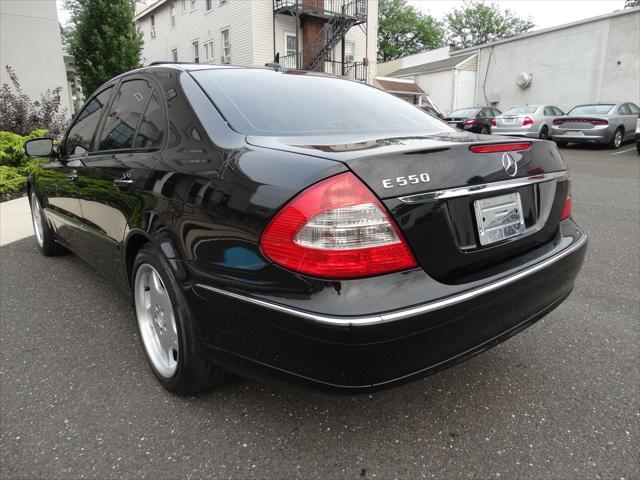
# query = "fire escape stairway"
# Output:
<box><xmin>304</xmin><ymin>14</ymin><xmax>358</xmax><ymax>72</ymax></box>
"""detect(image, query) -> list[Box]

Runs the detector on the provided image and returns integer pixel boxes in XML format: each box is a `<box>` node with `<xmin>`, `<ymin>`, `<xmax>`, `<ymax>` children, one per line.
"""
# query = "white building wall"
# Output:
<box><xmin>0</xmin><ymin>0</ymin><xmax>71</xmax><ymax>117</ymax></box>
<box><xmin>414</xmin><ymin>70</ymin><xmax>453</xmax><ymax>114</ymax></box>
<box><xmin>136</xmin><ymin>0</ymin><xmax>377</xmax><ymax>83</ymax></box>
<box><xmin>472</xmin><ymin>9</ymin><xmax>640</xmax><ymax>111</ymax></box>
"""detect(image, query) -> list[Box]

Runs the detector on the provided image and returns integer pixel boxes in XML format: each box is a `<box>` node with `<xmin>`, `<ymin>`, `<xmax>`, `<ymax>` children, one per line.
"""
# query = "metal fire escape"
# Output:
<box><xmin>273</xmin><ymin>0</ymin><xmax>369</xmax><ymax>82</ymax></box>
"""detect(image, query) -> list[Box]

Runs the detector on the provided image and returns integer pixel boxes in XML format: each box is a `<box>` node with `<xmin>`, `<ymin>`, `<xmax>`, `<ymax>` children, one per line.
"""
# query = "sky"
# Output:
<box><xmin>57</xmin><ymin>0</ymin><xmax>628</xmax><ymax>29</ymax></box>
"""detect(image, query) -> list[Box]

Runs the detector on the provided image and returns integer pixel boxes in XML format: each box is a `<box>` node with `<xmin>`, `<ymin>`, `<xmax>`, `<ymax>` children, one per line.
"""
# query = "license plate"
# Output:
<box><xmin>564</xmin><ymin>130</ymin><xmax>584</xmax><ymax>136</ymax></box>
<box><xmin>473</xmin><ymin>193</ymin><xmax>525</xmax><ymax>246</ymax></box>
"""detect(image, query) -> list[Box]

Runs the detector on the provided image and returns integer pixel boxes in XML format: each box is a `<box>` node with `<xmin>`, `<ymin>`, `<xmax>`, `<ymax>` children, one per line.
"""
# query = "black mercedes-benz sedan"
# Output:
<box><xmin>24</xmin><ymin>64</ymin><xmax>587</xmax><ymax>394</ymax></box>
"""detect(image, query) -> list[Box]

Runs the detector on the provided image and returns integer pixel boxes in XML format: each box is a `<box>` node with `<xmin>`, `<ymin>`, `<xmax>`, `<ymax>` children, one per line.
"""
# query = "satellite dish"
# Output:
<box><xmin>516</xmin><ymin>72</ymin><xmax>532</xmax><ymax>88</ymax></box>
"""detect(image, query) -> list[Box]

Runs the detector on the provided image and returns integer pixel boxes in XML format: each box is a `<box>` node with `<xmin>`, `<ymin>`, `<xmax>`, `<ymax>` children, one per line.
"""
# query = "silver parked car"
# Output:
<box><xmin>492</xmin><ymin>105</ymin><xmax>563</xmax><ymax>140</ymax></box>
<box><xmin>552</xmin><ymin>102</ymin><xmax>640</xmax><ymax>149</ymax></box>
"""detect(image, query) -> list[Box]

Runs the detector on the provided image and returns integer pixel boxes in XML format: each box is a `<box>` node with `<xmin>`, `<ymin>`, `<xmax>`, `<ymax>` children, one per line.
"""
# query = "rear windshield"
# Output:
<box><xmin>191</xmin><ymin>69</ymin><xmax>452</xmax><ymax>136</ymax></box>
<box><xmin>569</xmin><ymin>104</ymin><xmax>614</xmax><ymax>116</ymax></box>
<box><xmin>449</xmin><ymin>108</ymin><xmax>481</xmax><ymax>117</ymax></box>
<box><xmin>504</xmin><ymin>106</ymin><xmax>539</xmax><ymax>115</ymax></box>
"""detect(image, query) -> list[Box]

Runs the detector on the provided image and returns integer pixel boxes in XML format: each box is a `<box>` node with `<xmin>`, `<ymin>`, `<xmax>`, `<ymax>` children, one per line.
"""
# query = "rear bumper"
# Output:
<box><xmin>188</xmin><ymin>220</ymin><xmax>587</xmax><ymax>392</ymax></box>
<box><xmin>491</xmin><ymin>129</ymin><xmax>538</xmax><ymax>138</ymax></box>
<box><xmin>551</xmin><ymin>126</ymin><xmax>612</xmax><ymax>143</ymax></box>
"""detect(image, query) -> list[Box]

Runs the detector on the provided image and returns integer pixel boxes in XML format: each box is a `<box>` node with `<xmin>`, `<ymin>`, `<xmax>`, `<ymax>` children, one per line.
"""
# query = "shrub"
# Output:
<box><xmin>0</xmin><ymin>165</ymin><xmax>27</xmax><ymax>195</ymax></box>
<box><xmin>0</xmin><ymin>129</ymin><xmax>48</xmax><ymax>167</ymax></box>
<box><xmin>0</xmin><ymin>66</ymin><xmax>69</xmax><ymax>137</ymax></box>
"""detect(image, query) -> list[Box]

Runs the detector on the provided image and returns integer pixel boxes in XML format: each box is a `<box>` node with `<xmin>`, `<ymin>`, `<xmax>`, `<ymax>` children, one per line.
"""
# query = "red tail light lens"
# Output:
<box><xmin>523</xmin><ymin>116</ymin><xmax>534</xmax><ymax>126</ymax></box>
<box><xmin>491</xmin><ymin>119</ymin><xmax>496</xmax><ymax>127</ymax></box>
<box><xmin>463</xmin><ymin>118</ymin><xmax>477</xmax><ymax>125</ymax></box>
<box><xmin>591</xmin><ymin>120</ymin><xmax>608</xmax><ymax>126</ymax></box>
<box><xmin>470</xmin><ymin>143</ymin><xmax>532</xmax><ymax>153</ymax></box>
<box><xmin>560</xmin><ymin>196</ymin><xmax>572</xmax><ymax>220</ymax></box>
<box><xmin>260</xmin><ymin>172</ymin><xmax>417</xmax><ymax>279</ymax></box>
<box><xmin>553</xmin><ymin>119</ymin><xmax>563</xmax><ymax>126</ymax></box>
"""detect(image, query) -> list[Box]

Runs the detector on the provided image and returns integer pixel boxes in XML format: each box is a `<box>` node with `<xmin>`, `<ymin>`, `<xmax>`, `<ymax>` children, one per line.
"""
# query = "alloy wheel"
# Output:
<box><xmin>134</xmin><ymin>263</ymin><xmax>179</xmax><ymax>378</ymax></box>
<box><xmin>614</xmin><ymin>131</ymin><xmax>622</xmax><ymax>148</ymax></box>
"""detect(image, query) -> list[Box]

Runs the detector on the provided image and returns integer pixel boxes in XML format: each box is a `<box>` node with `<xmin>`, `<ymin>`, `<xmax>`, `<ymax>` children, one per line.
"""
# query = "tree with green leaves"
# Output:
<box><xmin>625</xmin><ymin>0</ymin><xmax>640</xmax><ymax>7</ymax></box>
<box><xmin>446</xmin><ymin>0</ymin><xmax>535</xmax><ymax>50</ymax></box>
<box><xmin>378</xmin><ymin>0</ymin><xmax>445</xmax><ymax>62</ymax></box>
<box><xmin>67</xmin><ymin>0</ymin><xmax>142</xmax><ymax>95</ymax></box>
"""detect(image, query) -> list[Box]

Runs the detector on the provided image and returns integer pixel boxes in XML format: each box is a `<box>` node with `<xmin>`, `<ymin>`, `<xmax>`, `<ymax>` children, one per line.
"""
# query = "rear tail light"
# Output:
<box><xmin>523</xmin><ymin>116</ymin><xmax>534</xmax><ymax>126</ymax></box>
<box><xmin>463</xmin><ymin>118</ymin><xmax>477</xmax><ymax>125</ymax></box>
<box><xmin>491</xmin><ymin>119</ymin><xmax>496</xmax><ymax>127</ymax></box>
<box><xmin>553</xmin><ymin>118</ymin><xmax>607</xmax><ymax>126</ymax></box>
<box><xmin>470</xmin><ymin>142</ymin><xmax>531</xmax><ymax>153</ymax></box>
<box><xmin>260</xmin><ymin>172</ymin><xmax>417</xmax><ymax>279</ymax></box>
<box><xmin>591</xmin><ymin>120</ymin><xmax>608</xmax><ymax>126</ymax></box>
<box><xmin>553</xmin><ymin>119</ymin><xmax>563</xmax><ymax>126</ymax></box>
<box><xmin>560</xmin><ymin>178</ymin><xmax>572</xmax><ymax>220</ymax></box>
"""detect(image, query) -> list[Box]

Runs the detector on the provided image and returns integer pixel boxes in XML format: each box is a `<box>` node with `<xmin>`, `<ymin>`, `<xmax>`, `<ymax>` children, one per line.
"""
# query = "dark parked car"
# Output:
<box><xmin>25</xmin><ymin>65</ymin><xmax>587</xmax><ymax>394</ymax></box>
<box><xmin>552</xmin><ymin>102</ymin><xmax>640</xmax><ymax>149</ymax></box>
<box><xmin>444</xmin><ymin>107</ymin><xmax>502</xmax><ymax>134</ymax></box>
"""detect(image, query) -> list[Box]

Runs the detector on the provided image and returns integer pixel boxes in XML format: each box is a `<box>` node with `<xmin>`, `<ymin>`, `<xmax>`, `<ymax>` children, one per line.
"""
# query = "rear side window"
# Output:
<box><xmin>628</xmin><ymin>103</ymin><xmax>640</xmax><ymax>114</ymax></box>
<box><xmin>618</xmin><ymin>104</ymin><xmax>630</xmax><ymax>115</ymax></box>
<box><xmin>492</xmin><ymin>108</ymin><xmax>502</xmax><ymax>116</ymax></box>
<box><xmin>553</xmin><ymin>107</ymin><xmax>564</xmax><ymax>116</ymax></box>
<box><xmin>191</xmin><ymin>69</ymin><xmax>452</xmax><ymax>136</ymax></box>
<box><xmin>544</xmin><ymin>107</ymin><xmax>554</xmax><ymax>116</ymax></box>
<box><xmin>133</xmin><ymin>90</ymin><xmax>166</xmax><ymax>148</ymax></box>
<box><xmin>64</xmin><ymin>87</ymin><xmax>113</xmax><ymax>155</ymax></box>
<box><xmin>99</xmin><ymin>80</ymin><xmax>153</xmax><ymax>151</ymax></box>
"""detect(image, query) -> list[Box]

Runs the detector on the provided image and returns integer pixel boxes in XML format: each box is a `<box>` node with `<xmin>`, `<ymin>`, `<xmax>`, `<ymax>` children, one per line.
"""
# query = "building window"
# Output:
<box><xmin>284</xmin><ymin>32</ymin><xmax>297</xmax><ymax>57</ymax></box>
<box><xmin>193</xmin><ymin>41</ymin><xmax>199</xmax><ymax>63</ymax></box>
<box><xmin>345</xmin><ymin>42</ymin><xmax>355</xmax><ymax>63</ymax></box>
<box><xmin>150</xmin><ymin>15</ymin><xmax>156</xmax><ymax>37</ymax></box>
<box><xmin>190</xmin><ymin>0</ymin><xmax>197</xmax><ymax>10</ymax></box>
<box><xmin>221</xmin><ymin>29</ymin><xmax>230</xmax><ymax>63</ymax></box>
<box><xmin>171</xmin><ymin>49</ymin><xmax>178</xmax><ymax>62</ymax></box>
<box><xmin>182</xmin><ymin>0</ymin><xmax>187</xmax><ymax>12</ymax></box>
<box><xmin>204</xmin><ymin>40</ymin><xmax>214</xmax><ymax>62</ymax></box>
<box><xmin>170</xmin><ymin>3</ymin><xmax>176</xmax><ymax>27</ymax></box>
<box><xmin>219</xmin><ymin>0</ymin><xmax>227</xmax><ymax>5</ymax></box>
<box><xmin>206</xmin><ymin>0</ymin><xmax>213</xmax><ymax>10</ymax></box>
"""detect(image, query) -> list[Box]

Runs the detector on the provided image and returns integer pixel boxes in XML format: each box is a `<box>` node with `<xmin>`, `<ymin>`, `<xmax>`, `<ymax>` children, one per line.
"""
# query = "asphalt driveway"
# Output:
<box><xmin>1</xmin><ymin>145</ymin><xmax>638</xmax><ymax>479</ymax></box>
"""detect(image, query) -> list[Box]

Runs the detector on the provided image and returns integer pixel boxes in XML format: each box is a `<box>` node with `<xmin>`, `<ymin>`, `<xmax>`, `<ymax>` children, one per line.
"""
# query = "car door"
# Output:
<box><xmin>624</xmin><ymin>103</ymin><xmax>640</xmax><ymax>139</ymax></box>
<box><xmin>72</xmin><ymin>75</ymin><xmax>167</xmax><ymax>282</ymax></box>
<box><xmin>40</xmin><ymin>86</ymin><xmax>115</xmax><ymax>247</ymax></box>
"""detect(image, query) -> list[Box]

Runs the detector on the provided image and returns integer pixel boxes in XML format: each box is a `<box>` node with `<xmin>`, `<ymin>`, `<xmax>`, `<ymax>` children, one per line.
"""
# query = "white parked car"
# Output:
<box><xmin>492</xmin><ymin>105</ymin><xmax>564</xmax><ymax>140</ymax></box>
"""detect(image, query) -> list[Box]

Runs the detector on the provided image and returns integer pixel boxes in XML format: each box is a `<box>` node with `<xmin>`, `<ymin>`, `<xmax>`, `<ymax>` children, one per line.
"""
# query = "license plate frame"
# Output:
<box><xmin>473</xmin><ymin>193</ymin><xmax>526</xmax><ymax>246</ymax></box>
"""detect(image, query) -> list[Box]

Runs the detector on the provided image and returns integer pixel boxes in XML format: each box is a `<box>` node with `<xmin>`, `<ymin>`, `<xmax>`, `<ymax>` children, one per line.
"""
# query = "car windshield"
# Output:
<box><xmin>191</xmin><ymin>69</ymin><xmax>452</xmax><ymax>136</ymax></box>
<box><xmin>568</xmin><ymin>104</ymin><xmax>615</xmax><ymax>116</ymax></box>
<box><xmin>449</xmin><ymin>108</ymin><xmax>481</xmax><ymax>117</ymax></box>
<box><xmin>504</xmin><ymin>106</ymin><xmax>539</xmax><ymax>115</ymax></box>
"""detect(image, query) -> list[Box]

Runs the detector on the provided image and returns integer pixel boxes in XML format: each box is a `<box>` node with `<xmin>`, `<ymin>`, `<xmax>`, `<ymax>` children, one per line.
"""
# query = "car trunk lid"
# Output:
<box><xmin>248</xmin><ymin>132</ymin><xmax>569</xmax><ymax>282</ymax></box>
<box><xmin>553</xmin><ymin>116</ymin><xmax>608</xmax><ymax>130</ymax></box>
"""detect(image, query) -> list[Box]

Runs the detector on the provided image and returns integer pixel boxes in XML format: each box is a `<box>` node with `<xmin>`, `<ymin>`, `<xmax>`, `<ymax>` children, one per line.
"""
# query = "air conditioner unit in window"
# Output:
<box><xmin>221</xmin><ymin>55</ymin><xmax>231</xmax><ymax>64</ymax></box>
<box><xmin>150</xmin><ymin>28</ymin><xmax>156</xmax><ymax>38</ymax></box>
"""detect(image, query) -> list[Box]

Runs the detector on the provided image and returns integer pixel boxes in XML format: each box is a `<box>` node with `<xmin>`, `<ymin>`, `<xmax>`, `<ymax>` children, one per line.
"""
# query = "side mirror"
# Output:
<box><xmin>24</xmin><ymin>138</ymin><xmax>55</xmax><ymax>158</ymax></box>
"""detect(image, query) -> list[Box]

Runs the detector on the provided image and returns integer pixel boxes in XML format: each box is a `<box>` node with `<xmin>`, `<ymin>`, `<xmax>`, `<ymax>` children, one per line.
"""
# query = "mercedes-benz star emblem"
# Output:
<box><xmin>502</xmin><ymin>152</ymin><xmax>518</xmax><ymax>177</ymax></box>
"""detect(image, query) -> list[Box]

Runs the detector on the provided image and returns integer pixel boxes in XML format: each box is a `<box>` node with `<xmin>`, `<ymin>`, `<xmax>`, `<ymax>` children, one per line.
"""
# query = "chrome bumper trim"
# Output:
<box><xmin>398</xmin><ymin>171</ymin><xmax>567</xmax><ymax>204</ymax></box>
<box><xmin>195</xmin><ymin>234</ymin><xmax>587</xmax><ymax>327</ymax></box>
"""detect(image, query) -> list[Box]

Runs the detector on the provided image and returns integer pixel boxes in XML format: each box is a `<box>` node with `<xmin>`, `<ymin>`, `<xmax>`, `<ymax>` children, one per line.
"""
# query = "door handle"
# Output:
<box><xmin>113</xmin><ymin>173</ymin><xmax>134</xmax><ymax>189</ymax></box>
<box><xmin>66</xmin><ymin>170</ymin><xmax>78</xmax><ymax>182</ymax></box>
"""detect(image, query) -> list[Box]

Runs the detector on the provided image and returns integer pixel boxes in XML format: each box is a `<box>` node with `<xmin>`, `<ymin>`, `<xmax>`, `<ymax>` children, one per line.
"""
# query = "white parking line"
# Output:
<box><xmin>611</xmin><ymin>147</ymin><xmax>636</xmax><ymax>155</ymax></box>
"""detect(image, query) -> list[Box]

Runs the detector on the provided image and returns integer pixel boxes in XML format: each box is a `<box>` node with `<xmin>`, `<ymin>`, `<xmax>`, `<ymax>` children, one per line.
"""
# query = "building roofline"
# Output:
<box><xmin>390</xmin><ymin>53</ymin><xmax>477</xmax><ymax>78</ymax></box>
<box><xmin>134</xmin><ymin>0</ymin><xmax>169</xmax><ymax>21</ymax></box>
<box><xmin>451</xmin><ymin>7</ymin><xmax>640</xmax><ymax>55</ymax></box>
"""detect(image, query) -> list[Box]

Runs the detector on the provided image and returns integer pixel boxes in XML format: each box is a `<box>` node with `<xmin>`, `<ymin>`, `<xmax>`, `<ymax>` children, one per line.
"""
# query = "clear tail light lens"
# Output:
<box><xmin>261</xmin><ymin>172</ymin><xmax>417</xmax><ymax>279</ymax></box>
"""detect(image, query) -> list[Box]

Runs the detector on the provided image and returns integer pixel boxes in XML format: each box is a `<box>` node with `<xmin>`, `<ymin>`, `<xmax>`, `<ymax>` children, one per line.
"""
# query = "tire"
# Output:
<box><xmin>556</xmin><ymin>141</ymin><xmax>568</xmax><ymax>148</ymax></box>
<box><xmin>609</xmin><ymin>127</ymin><xmax>623</xmax><ymax>149</ymax></box>
<box><xmin>539</xmin><ymin>126</ymin><xmax>549</xmax><ymax>140</ymax></box>
<box><xmin>480</xmin><ymin>126</ymin><xmax>490</xmax><ymax>135</ymax></box>
<box><xmin>29</xmin><ymin>190</ymin><xmax>64</xmax><ymax>256</ymax></box>
<box><xmin>132</xmin><ymin>245</ymin><xmax>228</xmax><ymax>395</ymax></box>
<box><xmin>636</xmin><ymin>142</ymin><xmax>640</xmax><ymax>154</ymax></box>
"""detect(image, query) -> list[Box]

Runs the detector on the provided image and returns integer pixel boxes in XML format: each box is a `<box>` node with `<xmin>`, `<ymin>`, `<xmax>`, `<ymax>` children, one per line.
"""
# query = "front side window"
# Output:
<box><xmin>191</xmin><ymin>69</ymin><xmax>453</xmax><ymax>136</ymax></box>
<box><xmin>64</xmin><ymin>87</ymin><xmax>113</xmax><ymax>156</ymax></box>
<box><xmin>98</xmin><ymin>80</ymin><xmax>152</xmax><ymax>151</ymax></box>
<box><xmin>221</xmin><ymin>29</ymin><xmax>230</xmax><ymax>63</ymax></box>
